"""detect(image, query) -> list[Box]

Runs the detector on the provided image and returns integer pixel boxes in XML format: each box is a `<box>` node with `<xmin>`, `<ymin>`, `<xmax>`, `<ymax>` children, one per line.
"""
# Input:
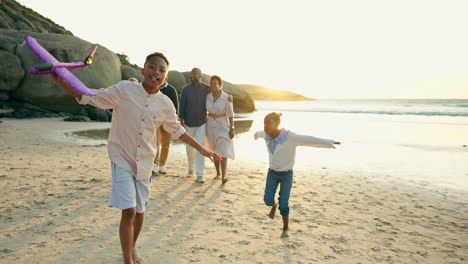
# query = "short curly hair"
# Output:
<box><xmin>209</xmin><ymin>75</ymin><xmax>223</xmax><ymax>87</ymax></box>
<box><xmin>144</xmin><ymin>52</ymin><xmax>170</xmax><ymax>67</ymax></box>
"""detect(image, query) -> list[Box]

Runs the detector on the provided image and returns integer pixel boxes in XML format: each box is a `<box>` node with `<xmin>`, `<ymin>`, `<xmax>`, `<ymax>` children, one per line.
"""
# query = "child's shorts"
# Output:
<box><xmin>109</xmin><ymin>162</ymin><xmax>151</xmax><ymax>213</ymax></box>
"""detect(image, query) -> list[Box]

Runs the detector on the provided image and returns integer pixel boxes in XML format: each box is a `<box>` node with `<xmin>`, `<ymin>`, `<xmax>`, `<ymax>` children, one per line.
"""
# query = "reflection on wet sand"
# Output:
<box><xmin>68</xmin><ymin>128</ymin><xmax>110</xmax><ymax>141</ymax></box>
<box><xmin>68</xmin><ymin>119</ymin><xmax>254</xmax><ymax>142</ymax></box>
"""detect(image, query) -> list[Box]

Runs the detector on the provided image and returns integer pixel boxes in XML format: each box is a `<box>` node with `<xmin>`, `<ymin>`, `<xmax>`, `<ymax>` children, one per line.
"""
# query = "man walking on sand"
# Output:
<box><xmin>178</xmin><ymin>68</ymin><xmax>210</xmax><ymax>183</ymax></box>
<box><xmin>51</xmin><ymin>53</ymin><xmax>220</xmax><ymax>264</ymax></box>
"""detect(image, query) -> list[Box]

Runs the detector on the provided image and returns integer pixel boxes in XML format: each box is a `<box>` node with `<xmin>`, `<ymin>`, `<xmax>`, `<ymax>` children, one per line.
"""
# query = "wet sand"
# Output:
<box><xmin>0</xmin><ymin>118</ymin><xmax>467</xmax><ymax>263</ymax></box>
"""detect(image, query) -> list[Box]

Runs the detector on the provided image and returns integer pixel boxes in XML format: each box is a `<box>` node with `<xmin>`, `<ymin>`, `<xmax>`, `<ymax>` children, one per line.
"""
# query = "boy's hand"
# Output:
<box><xmin>229</xmin><ymin>128</ymin><xmax>235</xmax><ymax>139</ymax></box>
<box><xmin>49</xmin><ymin>73</ymin><xmax>82</xmax><ymax>100</ymax></box>
<box><xmin>50</xmin><ymin>73</ymin><xmax>65</xmax><ymax>87</ymax></box>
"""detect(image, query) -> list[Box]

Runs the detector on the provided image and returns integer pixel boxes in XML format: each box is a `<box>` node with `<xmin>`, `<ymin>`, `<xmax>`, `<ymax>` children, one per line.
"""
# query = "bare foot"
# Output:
<box><xmin>215</xmin><ymin>174</ymin><xmax>220</xmax><ymax>178</ymax></box>
<box><xmin>222</xmin><ymin>178</ymin><xmax>228</xmax><ymax>184</ymax></box>
<box><xmin>268</xmin><ymin>203</ymin><xmax>278</xmax><ymax>219</ymax></box>
<box><xmin>281</xmin><ymin>229</ymin><xmax>289</xmax><ymax>238</ymax></box>
<box><xmin>132</xmin><ymin>248</ymin><xmax>143</xmax><ymax>264</ymax></box>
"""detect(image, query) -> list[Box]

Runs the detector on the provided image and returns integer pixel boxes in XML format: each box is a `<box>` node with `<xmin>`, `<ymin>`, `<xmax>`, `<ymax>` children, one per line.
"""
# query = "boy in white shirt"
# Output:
<box><xmin>51</xmin><ymin>53</ymin><xmax>220</xmax><ymax>264</ymax></box>
<box><xmin>254</xmin><ymin>112</ymin><xmax>340</xmax><ymax>238</ymax></box>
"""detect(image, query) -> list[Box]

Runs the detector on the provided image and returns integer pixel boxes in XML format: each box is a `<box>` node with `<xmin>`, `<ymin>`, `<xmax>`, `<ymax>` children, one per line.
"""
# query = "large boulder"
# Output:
<box><xmin>0</xmin><ymin>50</ymin><xmax>23</xmax><ymax>93</ymax></box>
<box><xmin>0</xmin><ymin>91</ymin><xmax>9</xmax><ymax>101</ymax></box>
<box><xmin>117</xmin><ymin>53</ymin><xmax>143</xmax><ymax>82</ymax></box>
<box><xmin>0</xmin><ymin>101</ymin><xmax>61</xmax><ymax>118</ymax></box>
<box><xmin>5</xmin><ymin>30</ymin><xmax>122</xmax><ymax>113</ymax></box>
<box><xmin>0</xmin><ymin>29</ymin><xmax>22</xmax><ymax>52</ymax></box>
<box><xmin>167</xmin><ymin>70</ymin><xmax>187</xmax><ymax>93</ymax></box>
<box><xmin>181</xmin><ymin>72</ymin><xmax>255</xmax><ymax>113</ymax></box>
<box><xmin>121</xmin><ymin>65</ymin><xmax>143</xmax><ymax>82</ymax></box>
<box><xmin>0</xmin><ymin>1</ymin><xmax>259</xmax><ymax>118</ymax></box>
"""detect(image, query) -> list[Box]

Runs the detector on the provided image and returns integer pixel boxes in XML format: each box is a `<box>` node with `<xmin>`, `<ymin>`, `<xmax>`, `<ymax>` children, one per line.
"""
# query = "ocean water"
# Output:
<box><xmin>71</xmin><ymin>99</ymin><xmax>468</xmax><ymax>191</ymax></box>
<box><xmin>234</xmin><ymin>99</ymin><xmax>468</xmax><ymax>191</ymax></box>
<box><xmin>255</xmin><ymin>99</ymin><xmax>468</xmax><ymax>117</ymax></box>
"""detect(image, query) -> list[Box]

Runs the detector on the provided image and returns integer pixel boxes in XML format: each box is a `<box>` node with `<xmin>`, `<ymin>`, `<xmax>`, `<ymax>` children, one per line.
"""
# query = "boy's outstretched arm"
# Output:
<box><xmin>51</xmin><ymin>73</ymin><xmax>120</xmax><ymax>110</ymax></box>
<box><xmin>50</xmin><ymin>73</ymin><xmax>83</xmax><ymax>100</ymax></box>
<box><xmin>179</xmin><ymin>133</ymin><xmax>221</xmax><ymax>162</ymax></box>
<box><xmin>292</xmin><ymin>132</ymin><xmax>340</xmax><ymax>148</ymax></box>
<box><xmin>253</xmin><ymin>131</ymin><xmax>266</xmax><ymax>140</ymax></box>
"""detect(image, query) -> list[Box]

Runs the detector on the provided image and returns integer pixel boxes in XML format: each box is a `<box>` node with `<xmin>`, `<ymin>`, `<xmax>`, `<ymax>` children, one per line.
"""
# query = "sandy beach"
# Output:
<box><xmin>0</xmin><ymin>118</ymin><xmax>467</xmax><ymax>264</ymax></box>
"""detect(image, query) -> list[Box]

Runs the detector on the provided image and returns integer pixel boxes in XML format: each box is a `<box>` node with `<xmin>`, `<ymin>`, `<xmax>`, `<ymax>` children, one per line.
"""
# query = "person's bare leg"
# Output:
<box><xmin>132</xmin><ymin>212</ymin><xmax>145</xmax><ymax>264</ymax></box>
<box><xmin>158</xmin><ymin>142</ymin><xmax>169</xmax><ymax>167</ymax></box>
<box><xmin>268</xmin><ymin>203</ymin><xmax>278</xmax><ymax>219</ymax></box>
<box><xmin>158</xmin><ymin>127</ymin><xmax>171</xmax><ymax>170</ymax></box>
<box><xmin>221</xmin><ymin>158</ymin><xmax>228</xmax><ymax>184</ymax></box>
<box><xmin>132</xmin><ymin>248</ymin><xmax>143</xmax><ymax>264</ymax></box>
<box><xmin>214</xmin><ymin>160</ymin><xmax>221</xmax><ymax>178</ymax></box>
<box><xmin>281</xmin><ymin>215</ymin><xmax>289</xmax><ymax>238</ymax></box>
<box><xmin>120</xmin><ymin>208</ymin><xmax>136</xmax><ymax>264</ymax></box>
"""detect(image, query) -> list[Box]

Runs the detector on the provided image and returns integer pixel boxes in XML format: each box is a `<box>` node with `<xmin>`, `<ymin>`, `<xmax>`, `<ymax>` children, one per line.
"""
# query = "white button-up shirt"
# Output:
<box><xmin>254</xmin><ymin>130</ymin><xmax>335</xmax><ymax>171</ymax></box>
<box><xmin>78</xmin><ymin>81</ymin><xmax>185</xmax><ymax>180</ymax></box>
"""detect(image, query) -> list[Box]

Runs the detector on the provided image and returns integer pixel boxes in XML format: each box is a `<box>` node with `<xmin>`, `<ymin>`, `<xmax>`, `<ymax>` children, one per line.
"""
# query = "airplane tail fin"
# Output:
<box><xmin>83</xmin><ymin>46</ymin><xmax>98</xmax><ymax>65</ymax></box>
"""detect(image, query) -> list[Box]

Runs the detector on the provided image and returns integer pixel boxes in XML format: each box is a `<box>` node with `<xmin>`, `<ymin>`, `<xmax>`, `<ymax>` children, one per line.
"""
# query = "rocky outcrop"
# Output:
<box><xmin>121</xmin><ymin>65</ymin><xmax>143</xmax><ymax>82</ymax></box>
<box><xmin>0</xmin><ymin>0</ymin><xmax>72</xmax><ymax>35</ymax></box>
<box><xmin>0</xmin><ymin>50</ymin><xmax>23</xmax><ymax>92</ymax></box>
<box><xmin>0</xmin><ymin>0</ymin><xmax>256</xmax><ymax>119</ymax></box>
<box><xmin>239</xmin><ymin>84</ymin><xmax>313</xmax><ymax>101</ymax></box>
<box><xmin>0</xmin><ymin>91</ymin><xmax>9</xmax><ymax>101</ymax></box>
<box><xmin>117</xmin><ymin>53</ymin><xmax>143</xmax><ymax>82</ymax></box>
<box><xmin>5</xmin><ymin>30</ymin><xmax>122</xmax><ymax>113</ymax></box>
<box><xmin>0</xmin><ymin>28</ymin><xmax>255</xmax><ymax>117</ymax></box>
<box><xmin>167</xmin><ymin>70</ymin><xmax>187</xmax><ymax>93</ymax></box>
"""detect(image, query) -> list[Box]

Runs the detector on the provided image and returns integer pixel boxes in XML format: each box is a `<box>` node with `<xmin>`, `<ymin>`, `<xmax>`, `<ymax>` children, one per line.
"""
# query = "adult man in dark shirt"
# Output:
<box><xmin>152</xmin><ymin>82</ymin><xmax>179</xmax><ymax>175</ymax></box>
<box><xmin>178</xmin><ymin>68</ymin><xmax>210</xmax><ymax>183</ymax></box>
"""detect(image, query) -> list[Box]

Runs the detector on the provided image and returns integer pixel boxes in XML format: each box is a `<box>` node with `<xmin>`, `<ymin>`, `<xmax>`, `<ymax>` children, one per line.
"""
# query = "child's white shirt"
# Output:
<box><xmin>254</xmin><ymin>130</ymin><xmax>335</xmax><ymax>171</ymax></box>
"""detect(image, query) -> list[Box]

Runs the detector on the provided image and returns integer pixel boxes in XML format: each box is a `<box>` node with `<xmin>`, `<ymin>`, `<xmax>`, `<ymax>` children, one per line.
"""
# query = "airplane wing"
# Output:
<box><xmin>24</xmin><ymin>36</ymin><xmax>59</xmax><ymax>64</ymax></box>
<box><xmin>56</xmin><ymin>68</ymin><xmax>97</xmax><ymax>96</ymax></box>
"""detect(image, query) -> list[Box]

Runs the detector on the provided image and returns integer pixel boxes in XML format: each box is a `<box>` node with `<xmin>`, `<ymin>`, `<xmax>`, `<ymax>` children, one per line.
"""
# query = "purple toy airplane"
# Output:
<box><xmin>25</xmin><ymin>35</ymin><xmax>98</xmax><ymax>96</ymax></box>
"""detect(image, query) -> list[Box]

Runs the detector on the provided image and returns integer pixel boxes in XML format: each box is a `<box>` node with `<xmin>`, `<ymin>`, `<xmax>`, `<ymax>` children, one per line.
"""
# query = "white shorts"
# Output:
<box><xmin>109</xmin><ymin>162</ymin><xmax>151</xmax><ymax>213</ymax></box>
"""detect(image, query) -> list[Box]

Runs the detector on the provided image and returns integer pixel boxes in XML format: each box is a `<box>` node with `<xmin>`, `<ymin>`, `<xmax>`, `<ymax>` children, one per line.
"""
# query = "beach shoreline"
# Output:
<box><xmin>0</xmin><ymin>118</ymin><xmax>467</xmax><ymax>263</ymax></box>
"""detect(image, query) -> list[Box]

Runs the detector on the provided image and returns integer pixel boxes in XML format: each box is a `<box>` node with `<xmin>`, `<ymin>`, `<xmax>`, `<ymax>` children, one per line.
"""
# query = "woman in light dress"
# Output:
<box><xmin>206</xmin><ymin>75</ymin><xmax>235</xmax><ymax>184</ymax></box>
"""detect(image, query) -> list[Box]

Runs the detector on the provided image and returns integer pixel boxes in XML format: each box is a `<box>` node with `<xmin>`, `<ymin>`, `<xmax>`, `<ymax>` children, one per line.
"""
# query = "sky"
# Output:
<box><xmin>16</xmin><ymin>0</ymin><xmax>468</xmax><ymax>99</ymax></box>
